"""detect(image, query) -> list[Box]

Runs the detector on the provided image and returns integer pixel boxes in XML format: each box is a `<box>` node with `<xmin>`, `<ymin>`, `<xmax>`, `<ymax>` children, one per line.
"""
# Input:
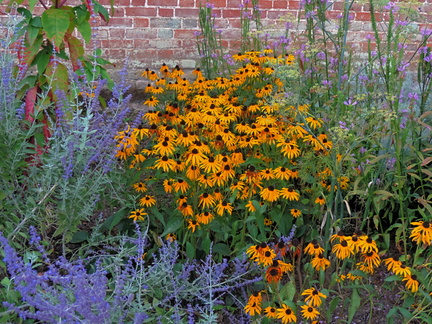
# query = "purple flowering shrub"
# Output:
<box><xmin>0</xmin><ymin>226</ymin><xmax>261</xmax><ymax>323</ymax></box>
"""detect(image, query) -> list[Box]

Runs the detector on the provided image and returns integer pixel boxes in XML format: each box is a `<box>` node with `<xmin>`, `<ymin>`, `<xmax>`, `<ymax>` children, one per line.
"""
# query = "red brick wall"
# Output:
<box><xmin>2</xmin><ymin>0</ymin><xmax>432</xmax><ymax>82</ymax></box>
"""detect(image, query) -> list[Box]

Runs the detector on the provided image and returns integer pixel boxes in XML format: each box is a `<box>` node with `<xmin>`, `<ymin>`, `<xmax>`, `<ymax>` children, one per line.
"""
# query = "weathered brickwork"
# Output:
<box><xmin>2</xmin><ymin>0</ymin><xmax>432</xmax><ymax>82</ymax></box>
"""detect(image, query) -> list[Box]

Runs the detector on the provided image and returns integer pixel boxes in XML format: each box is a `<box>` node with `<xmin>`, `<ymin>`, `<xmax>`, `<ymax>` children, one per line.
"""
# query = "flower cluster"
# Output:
<box><xmin>116</xmin><ymin>50</ymin><xmax>346</xmax><ymax>240</ymax></box>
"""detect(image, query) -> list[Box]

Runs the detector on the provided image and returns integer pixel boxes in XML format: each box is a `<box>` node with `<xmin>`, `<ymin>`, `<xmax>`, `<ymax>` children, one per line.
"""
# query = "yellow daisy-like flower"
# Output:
<box><xmin>133</xmin><ymin>182</ymin><xmax>147</xmax><ymax>193</ymax></box>
<box><xmin>332</xmin><ymin>240</ymin><xmax>354</xmax><ymax>260</ymax></box>
<box><xmin>244</xmin><ymin>292</ymin><xmax>262</xmax><ymax>316</ymax></box>
<box><xmin>304</xmin><ymin>240</ymin><xmax>325</xmax><ymax>256</ymax></box>
<box><xmin>410</xmin><ymin>220</ymin><xmax>432</xmax><ymax>245</ymax></box>
<box><xmin>311</xmin><ymin>253</ymin><xmax>331</xmax><ymax>271</ymax></box>
<box><xmin>245</xmin><ymin>201</ymin><xmax>257</xmax><ymax>212</ymax></box>
<box><xmin>264</xmin><ymin>306</ymin><xmax>278</xmax><ymax>319</ymax></box>
<box><xmin>383</xmin><ymin>256</ymin><xmax>402</xmax><ymax>272</ymax></box>
<box><xmin>144</xmin><ymin>96</ymin><xmax>159</xmax><ymax>107</ymax></box>
<box><xmin>196</xmin><ymin>211</ymin><xmax>214</xmax><ymax>224</ymax></box>
<box><xmin>394</xmin><ymin>264</ymin><xmax>411</xmax><ymax>277</ymax></box>
<box><xmin>358</xmin><ymin>236</ymin><xmax>378</xmax><ymax>253</ymax></box>
<box><xmin>139</xmin><ymin>195</ymin><xmax>156</xmax><ymax>207</ymax></box>
<box><xmin>280</xmin><ymin>188</ymin><xmax>300</xmax><ymax>201</ymax></box>
<box><xmin>315</xmin><ymin>196</ymin><xmax>326</xmax><ymax>205</ymax></box>
<box><xmin>362</xmin><ymin>251</ymin><xmax>381</xmax><ymax>268</ymax></box>
<box><xmin>402</xmin><ymin>274</ymin><xmax>419</xmax><ymax>293</ymax></box>
<box><xmin>302</xmin><ymin>287</ymin><xmax>327</xmax><ymax>307</ymax></box>
<box><xmin>260</xmin><ymin>186</ymin><xmax>280</xmax><ymax>202</ymax></box>
<box><xmin>276</xmin><ymin>304</ymin><xmax>297</xmax><ymax>323</ymax></box>
<box><xmin>290</xmin><ymin>208</ymin><xmax>302</xmax><ymax>218</ymax></box>
<box><xmin>187</xmin><ymin>219</ymin><xmax>199</xmax><ymax>232</ymax></box>
<box><xmin>165</xmin><ymin>233</ymin><xmax>176</xmax><ymax>242</ymax></box>
<box><xmin>128</xmin><ymin>208</ymin><xmax>147</xmax><ymax>222</ymax></box>
<box><xmin>300</xmin><ymin>305</ymin><xmax>320</xmax><ymax>321</ymax></box>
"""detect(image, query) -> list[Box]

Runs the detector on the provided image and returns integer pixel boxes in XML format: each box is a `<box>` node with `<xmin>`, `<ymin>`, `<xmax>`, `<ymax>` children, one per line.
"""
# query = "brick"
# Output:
<box><xmin>125</xmin><ymin>29</ymin><xmax>158</xmax><ymax>39</ymax></box>
<box><xmin>101</xmin><ymin>39</ymin><xmax>134</xmax><ymax>48</ymax></box>
<box><xmin>159</xmin><ymin>8</ymin><xmax>174</xmax><ymax>17</ymax></box>
<box><xmin>355</xmin><ymin>12</ymin><xmax>371</xmax><ymax>21</ymax></box>
<box><xmin>259</xmin><ymin>1</ymin><xmax>273</xmax><ymax>9</ymax></box>
<box><xmin>157</xmin><ymin>49</ymin><xmax>176</xmax><ymax>59</ymax></box>
<box><xmin>174</xmin><ymin>29</ymin><xmax>199</xmax><ymax>39</ymax></box>
<box><xmin>150</xmin><ymin>17</ymin><xmax>181</xmax><ymax>28</ymax></box>
<box><xmin>109</xmin><ymin>28</ymin><xmax>125</xmax><ymax>38</ymax></box>
<box><xmin>107</xmin><ymin>49</ymin><xmax>127</xmax><ymax>61</ymax></box>
<box><xmin>131</xmin><ymin>0</ymin><xmax>144</xmax><ymax>5</ymax></box>
<box><xmin>207</xmin><ymin>0</ymin><xmax>227</xmax><ymax>8</ymax></box>
<box><xmin>148</xmin><ymin>39</ymin><xmax>182</xmax><ymax>49</ymax></box>
<box><xmin>179</xmin><ymin>0</ymin><xmax>195</xmax><ymax>7</ymax></box>
<box><xmin>227</xmin><ymin>0</ymin><xmax>241</xmax><ymax>8</ymax></box>
<box><xmin>125</xmin><ymin>7</ymin><xmax>157</xmax><ymax>17</ymax></box>
<box><xmin>222</xmin><ymin>9</ymin><xmax>242</xmax><ymax>18</ymax></box>
<box><xmin>273</xmin><ymin>1</ymin><xmax>288</xmax><ymax>9</ymax></box>
<box><xmin>182</xmin><ymin>18</ymin><xmax>198</xmax><ymax>28</ymax></box>
<box><xmin>175</xmin><ymin>8</ymin><xmax>200</xmax><ymax>17</ymax></box>
<box><xmin>107</xmin><ymin>17</ymin><xmax>133</xmax><ymax>27</ymax></box>
<box><xmin>288</xmin><ymin>0</ymin><xmax>300</xmax><ymax>10</ymax></box>
<box><xmin>134</xmin><ymin>18</ymin><xmax>150</xmax><ymax>27</ymax></box>
<box><xmin>267</xmin><ymin>10</ymin><xmax>285</xmax><ymax>19</ymax></box>
<box><xmin>228</xmin><ymin>18</ymin><xmax>242</xmax><ymax>28</ymax></box>
<box><xmin>158</xmin><ymin>29</ymin><xmax>174</xmax><ymax>39</ymax></box>
<box><xmin>148</xmin><ymin>0</ymin><xmax>178</xmax><ymax>6</ymax></box>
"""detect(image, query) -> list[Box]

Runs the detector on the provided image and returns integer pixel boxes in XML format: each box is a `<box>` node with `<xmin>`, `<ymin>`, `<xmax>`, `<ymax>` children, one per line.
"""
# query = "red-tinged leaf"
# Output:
<box><xmin>42</xmin><ymin>115</ymin><xmax>51</xmax><ymax>143</ymax></box>
<box><xmin>421</xmin><ymin>156</ymin><xmax>432</xmax><ymax>166</ymax></box>
<box><xmin>25</xmin><ymin>86</ymin><xmax>38</xmax><ymax>123</ymax></box>
<box><xmin>67</xmin><ymin>36</ymin><xmax>84</xmax><ymax>71</ymax></box>
<box><xmin>46</xmin><ymin>61</ymin><xmax>69</xmax><ymax>102</ymax></box>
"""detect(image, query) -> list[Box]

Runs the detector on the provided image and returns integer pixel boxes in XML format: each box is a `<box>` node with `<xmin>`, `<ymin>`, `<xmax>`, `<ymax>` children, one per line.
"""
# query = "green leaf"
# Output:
<box><xmin>327</xmin><ymin>296</ymin><xmax>341</xmax><ymax>322</ymax></box>
<box><xmin>161</xmin><ymin>217</ymin><xmax>182</xmax><ymax>237</ymax></box>
<box><xmin>41</xmin><ymin>9</ymin><xmax>70</xmax><ymax>48</ymax></box>
<box><xmin>101</xmin><ymin>208</ymin><xmax>126</xmax><ymax>231</ymax></box>
<box><xmin>202</xmin><ymin>233</ymin><xmax>211</xmax><ymax>254</ymax></box>
<box><xmin>348</xmin><ymin>288</ymin><xmax>360</xmax><ymax>323</ymax></box>
<box><xmin>397</xmin><ymin>307</ymin><xmax>412</xmax><ymax>319</ymax></box>
<box><xmin>186</xmin><ymin>241</ymin><xmax>195</xmax><ymax>259</ymax></box>
<box><xmin>70</xmin><ymin>231</ymin><xmax>89</xmax><ymax>243</ymax></box>
<box><xmin>34</xmin><ymin>48</ymin><xmax>51</xmax><ymax>75</ymax></box>
<box><xmin>280</xmin><ymin>281</ymin><xmax>296</xmax><ymax>302</ymax></box>
<box><xmin>77</xmin><ymin>21</ymin><xmax>91</xmax><ymax>43</ymax></box>
<box><xmin>384</xmin><ymin>275</ymin><xmax>401</xmax><ymax>282</ymax></box>
<box><xmin>213</xmin><ymin>243</ymin><xmax>231</xmax><ymax>256</ymax></box>
<box><xmin>18</xmin><ymin>7</ymin><xmax>32</xmax><ymax>21</ymax></box>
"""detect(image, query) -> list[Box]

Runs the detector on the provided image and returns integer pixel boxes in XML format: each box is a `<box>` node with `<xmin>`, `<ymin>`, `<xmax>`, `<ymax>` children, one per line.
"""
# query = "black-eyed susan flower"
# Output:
<box><xmin>402</xmin><ymin>274</ymin><xmax>419</xmax><ymax>293</ymax></box>
<box><xmin>274</xmin><ymin>166</ymin><xmax>292</xmax><ymax>180</ymax></box>
<box><xmin>290</xmin><ymin>208</ymin><xmax>302</xmax><ymax>218</ymax></box>
<box><xmin>154</xmin><ymin>156</ymin><xmax>177</xmax><ymax>172</ymax></box>
<box><xmin>260</xmin><ymin>186</ymin><xmax>280</xmax><ymax>202</ymax></box>
<box><xmin>163</xmin><ymin>179</ymin><xmax>173</xmax><ymax>193</ymax></box>
<box><xmin>332</xmin><ymin>240</ymin><xmax>353</xmax><ymax>260</ymax></box>
<box><xmin>133</xmin><ymin>182</ymin><xmax>147</xmax><ymax>193</ymax></box>
<box><xmin>264</xmin><ymin>218</ymin><xmax>273</xmax><ymax>226</ymax></box>
<box><xmin>139</xmin><ymin>195</ymin><xmax>156</xmax><ymax>207</ymax></box>
<box><xmin>187</xmin><ymin>219</ymin><xmax>199</xmax><ymax>232</ymax></box>
<box><xmin>394</xmin><ymin>264</ymin><xmax>411</xmax><ymax>277</ymax></box>
<box><xmin>383</xmin><ymin>256</ymin><xmax>402</xmax><ymax>272</ymax></box>
<box><xmin>244</xmin><ymin>292</ymin><xmax>262</xmax><ymax>316</ymax></box>
<box><xmin>144</xmin><ymin>96</ymin><xmax>159</xmax><ymax>107</ymax></box>
<box><xmin>166</xmin><ymin>233</ymin><xmax>176</xmax><ymax>242</ymax></box>
<box><xmin>358</xmin><ymin>236</ymin><xmax>378</xmax><ymax>253</ymax></box>
<box><xmin>330</xmin><ymin>231</ymin><xmax>346</xmax><ymax>243</ymax></box>
<box><xmin>410</xmin><ymin>220</ymin><xmax>432</xmax><ymax>245</ymax></box>
<box><xmin>178</xmin><ymin>202</ymin><xmax>194</xmax><ymax>217</ymax></box>
<box><xmin>276</xmin><ymin>304</ymin><xmax>297</xmax><ymax>323</ymax></box>
<box><xmin>300</xmin><ymin>305</ymin><xmax>320</xmax><ymax>321</ymax></box>
<box><xmin>198</xmin><ymin>192</ymin><xmax>216</xmax><ymax>209</ymax></box>
<box><xmin>304</xmin><ymin>240</ymin><xmax>324</xmax><ymax>256</ymax></box>
<box><xmin>186</xmin><ymin>165</ymin><xmax>201</xmax><ymax>180</ymax></box>
<box><xmin>196</xmin><ymin>211</ymin><xmax>214</xmax><ymax>224</ymax></box>
<box><xmin>173</xmin><ymin>179</ymin><xmax>190</xmax><ymax>194</ymax></box>
<box><xmin>311</xmin><ymin>253</ymin><xmax>331</xmax><ymax>271</ymax></box>
<box><xmin>302</xmin><ymin>287</ymin><xmax>327</xmax><ymax>307</ymax></box>
<box><xmin>266</xmin><ymin>264</ymin><xmax>282</xmax><ymax>283</ymax></box>
<box><xmin>305</xmin><ymin>117</ymin><xmax>323</xmax><ymax>129</ymax></box>
<box><xmin>315</xmin><ymin>196</ymin><xmax>325</xmax><ymax>205</ymax></box>
<box><xmin>129</xmin><ymin>208</ymin><xmax>147</xmax><ymax>222</ymax></box>
<box><xmin>215</xmin><ymin>200</ymin><xmax>233</xmax><ymax>216</ymax></box>
<box><xmin>280</xmin><ymin>188</ymin><xmax>300</xmax><ymax>201</ymax></box>
<box><xmin>264</xmin><ymin>306</ymin><xmax>278</xmax><ymax>319</ymax></box>
<box><xmin>246</xmin><ymin>200</ymin><xmax>257</xmax><ymax>212</ymax></box>
<box><xmin>362</xmin><ymin>251</ymin><xmax>381</xmax><ymax>268</ymax></box>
